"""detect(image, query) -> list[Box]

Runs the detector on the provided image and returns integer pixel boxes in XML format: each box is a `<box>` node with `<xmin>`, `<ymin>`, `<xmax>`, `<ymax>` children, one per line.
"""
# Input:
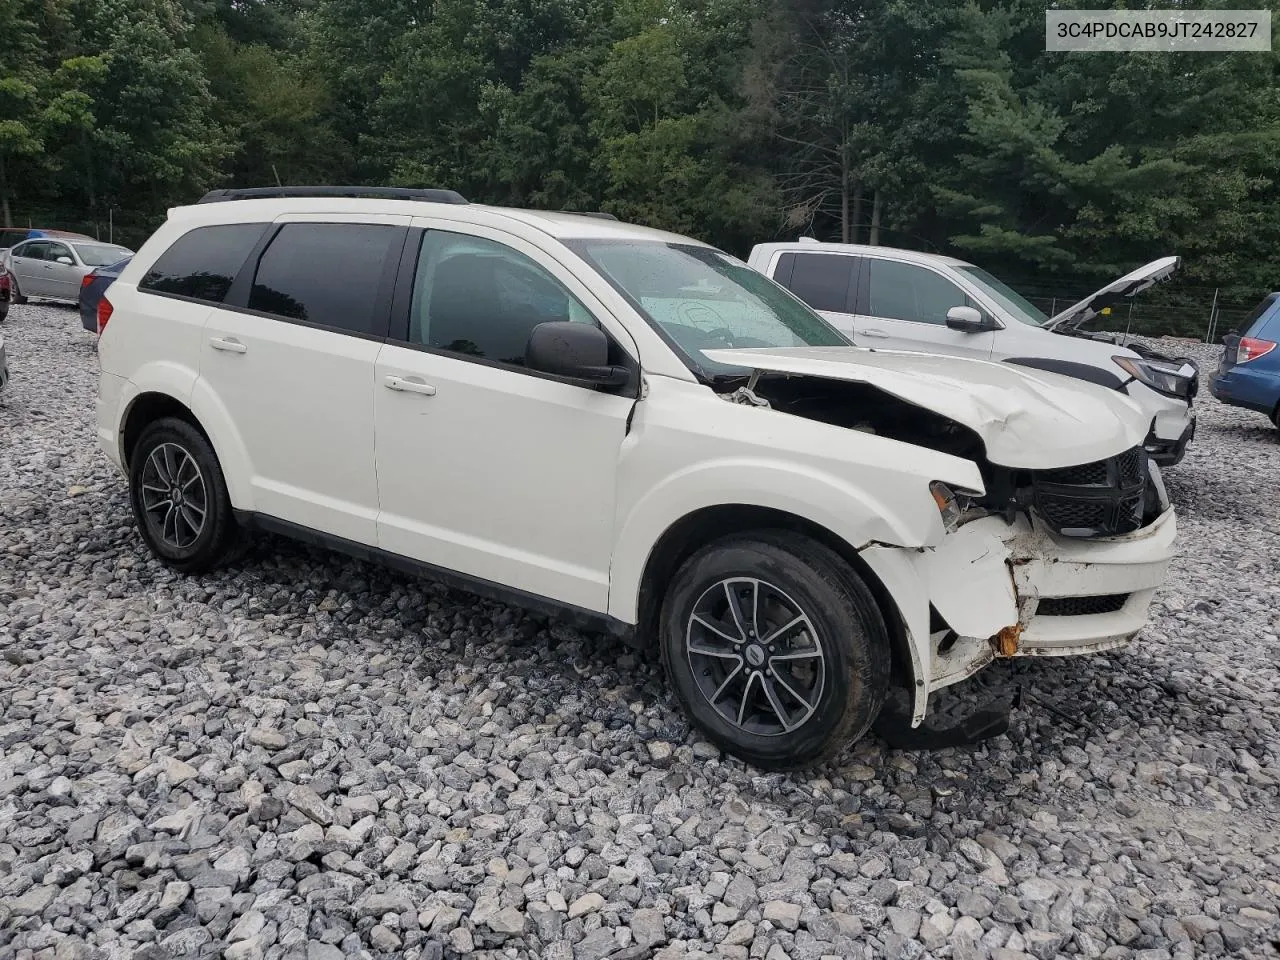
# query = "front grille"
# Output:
<box><xmin>1038</xmin><ymin>459</ymin><xmax>1109</xmax><ymax>486</ymax></box>
<box><xmin>1031</xmin><ymin>446</ymin><xmax>1149</xmax><ymax>537</ymax></box>
<box><xmin>1038</xmin><ymin>594</ymin><xmax>1129</xmax><ymax>617</ymax></box>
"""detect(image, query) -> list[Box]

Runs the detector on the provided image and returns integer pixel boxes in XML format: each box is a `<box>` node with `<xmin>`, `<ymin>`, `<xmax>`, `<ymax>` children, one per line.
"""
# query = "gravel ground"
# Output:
<box><xmin>1</xmin><ymin>302</ymin><xmax>1278</xmax><ymax>960</ymax></box>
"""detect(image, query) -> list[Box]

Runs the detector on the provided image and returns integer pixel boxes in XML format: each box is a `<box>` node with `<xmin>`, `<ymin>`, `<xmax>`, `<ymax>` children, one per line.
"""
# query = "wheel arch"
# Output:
<box><xmin>119</xmin><ymin>383</ymin><xmax>255</xmax><ymax>509</ymax></box>
<box><xmin>628</xmin><ymin>503</ymin><xmax>920</xmax><ymax>696</ymax></box>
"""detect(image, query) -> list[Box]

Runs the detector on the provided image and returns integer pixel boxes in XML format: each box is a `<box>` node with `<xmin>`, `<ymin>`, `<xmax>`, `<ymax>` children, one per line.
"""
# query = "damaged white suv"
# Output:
<box><xmin>96</xmin><ymin>187</ymin><xmax>1177</xmax><ymax>769</ymax></box>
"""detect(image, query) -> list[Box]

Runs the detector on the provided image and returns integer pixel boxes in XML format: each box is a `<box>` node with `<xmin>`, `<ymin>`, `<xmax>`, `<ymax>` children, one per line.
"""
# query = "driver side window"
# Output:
<box><xmin>867</xmin><ymin>259</ymin><xmax>975</xmax><ymax>325</ymax></box>
<box><xmin>408</xmin><ymin>231</ymin><xmax>596</xmax><ymax>367</ymax></box>
<box><xmin>46</xmin><ymin>242</ymin><xmax>72</xmax><ymax>263</ymax></box>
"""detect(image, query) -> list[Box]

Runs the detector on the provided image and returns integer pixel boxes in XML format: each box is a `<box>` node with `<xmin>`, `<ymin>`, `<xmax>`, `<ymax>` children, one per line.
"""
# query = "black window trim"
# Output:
<box><xmin>384</xmin><ymin>226</ymin><xmax>640</xmax><ymax>398</ymax></box>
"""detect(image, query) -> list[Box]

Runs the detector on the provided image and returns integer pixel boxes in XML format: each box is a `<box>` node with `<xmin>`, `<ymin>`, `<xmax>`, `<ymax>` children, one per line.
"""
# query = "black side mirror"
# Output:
<box><xmin>526</xmin><ymin>321</ymin><xmax>630</xmax><ymax>387</ymax></box>
<box><xmin>945</xmin><ymin>305</ymin><xmax>998</xmax><ymax>333</ymax></box>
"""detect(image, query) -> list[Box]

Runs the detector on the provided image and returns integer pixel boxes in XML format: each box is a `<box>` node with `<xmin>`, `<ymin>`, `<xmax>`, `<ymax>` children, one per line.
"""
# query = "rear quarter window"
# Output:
<box><xmin>139</xmin><ymin>223</ymin><xmax>269</xmax><ymax>303</ymax></box>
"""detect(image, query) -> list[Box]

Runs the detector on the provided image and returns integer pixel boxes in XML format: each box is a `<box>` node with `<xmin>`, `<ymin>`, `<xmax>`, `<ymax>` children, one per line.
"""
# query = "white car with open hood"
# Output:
<box><xmin>748</xmin><ymin>241</ymin><xmax>1198</xmax><ymax>466</ymax></box>
<box><xmin>96</xmin><ymin>187</ymin><xmax>1176</xmax><ymax>769</ymax></box>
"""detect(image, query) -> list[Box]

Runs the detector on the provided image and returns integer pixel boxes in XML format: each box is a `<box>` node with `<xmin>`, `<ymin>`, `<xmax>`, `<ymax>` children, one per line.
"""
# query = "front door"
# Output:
<box><xmin>374</xmin><ymin>224</ymin><xmax>637</xmax><ymax>612</ymax></box>
<box><xmin>10</xmin><ymin>241</ymin><xmax>52</xmax><ymax>297</ymax></box>
<box><xmin>198</xmin><ymin>217</ymin><xmax>409</xmax><ymax>546</ymax></box>
<box><xmin>853</xmin><ymin>257</ymin><xmax>996</xmax><ymax>361</ymax></box>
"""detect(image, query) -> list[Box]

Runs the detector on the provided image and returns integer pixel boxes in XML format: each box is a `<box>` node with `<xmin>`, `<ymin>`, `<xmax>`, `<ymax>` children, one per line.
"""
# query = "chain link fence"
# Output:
<box><xmin>1019</xmin><ymin>284</ymin><xmax>1265</xmax><ymax>344</ymax></box>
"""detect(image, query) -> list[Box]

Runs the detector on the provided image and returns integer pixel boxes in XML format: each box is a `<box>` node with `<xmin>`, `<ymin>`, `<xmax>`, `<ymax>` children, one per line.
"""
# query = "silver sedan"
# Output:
<box><xmin>4</xmin><ymin>238</ymin><xmax>133</xmax><ymax>304</ymax></box>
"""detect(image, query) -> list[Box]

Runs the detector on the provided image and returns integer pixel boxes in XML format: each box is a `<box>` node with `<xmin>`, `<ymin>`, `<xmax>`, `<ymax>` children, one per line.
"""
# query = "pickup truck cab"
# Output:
<box><xmin>748</xmin><ymin>240</ymin><xmax>1199</xmax><ymax>466</ymax></box>
<box><xmin>96</xmin><ymin>187</ymin><xmax>1177</xmax><ymax>768</ymax></box>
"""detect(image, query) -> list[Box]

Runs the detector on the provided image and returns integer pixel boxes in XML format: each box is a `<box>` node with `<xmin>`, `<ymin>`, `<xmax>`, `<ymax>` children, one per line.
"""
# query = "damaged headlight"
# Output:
<box><xmin>1113</xmin><ymin>355</ymin><xmax>1197</xmax><ymax>399</ymax></box>
<box><xmin>930</xmin><ymin>481</ymin><xmax>979</xmax><ymax>534</ymax></box>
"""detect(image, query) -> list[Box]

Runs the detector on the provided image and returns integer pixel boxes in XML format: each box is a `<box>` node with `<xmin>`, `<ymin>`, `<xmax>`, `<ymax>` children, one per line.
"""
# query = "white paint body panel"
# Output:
<box><xmin>97</xmin><ymin>197</ymin><xmax>1181</xmax><ymax>733</ymax></box>
<box><xmin>701</xmin><ymin>345</ymin><xmax>1149</xmax><ymax>469</ymax></box>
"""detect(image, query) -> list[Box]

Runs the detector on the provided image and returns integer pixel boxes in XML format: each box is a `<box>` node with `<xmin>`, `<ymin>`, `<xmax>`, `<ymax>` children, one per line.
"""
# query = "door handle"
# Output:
<box><xmin>209</xmin><ymin>337</ymin><xmax>248</xmax><ymax>354</ymax></box>
<box><xmin>384</xmin><ymin>375</ymin><xmax>436</xmax><ymax>396</ymax></box>
<box><xmin>860</xmin><ymin>328</ymin><xmax>890</xmax><ymax>339</ymax></box>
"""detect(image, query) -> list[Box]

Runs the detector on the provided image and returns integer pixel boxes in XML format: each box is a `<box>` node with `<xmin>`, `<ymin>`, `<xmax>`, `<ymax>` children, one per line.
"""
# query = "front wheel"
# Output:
<box><xmin>660</xmin><ymin>531</ymin><xmax>890</xmax><ymax>770</ymax></box>
<box><xmin>9</xmin><ymin>277</ymin><xmax>26</xmax><ymax>305</ymax></box>
<box><xmin>128</xmin><ymin>417</ymin><xmax>240</xmax><ymax>573</ymax></box>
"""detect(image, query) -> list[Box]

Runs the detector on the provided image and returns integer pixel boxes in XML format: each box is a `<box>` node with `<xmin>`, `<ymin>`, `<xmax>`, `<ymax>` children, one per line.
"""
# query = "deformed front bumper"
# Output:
<box><xmin>861</xmin><ymin>503</ymin><xmax>1177</xmax><ymax>726</ymax></box>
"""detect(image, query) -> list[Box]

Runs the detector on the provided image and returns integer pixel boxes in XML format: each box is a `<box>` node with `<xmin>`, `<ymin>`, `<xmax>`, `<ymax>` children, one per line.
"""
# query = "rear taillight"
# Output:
<box><xmin>97</xmin><ymin>295</ymin><xmax>113</xmax><ymax>334</ymax></box>
<box><xmin>81</xmin><ymin>271</ymin><xmax>97</xmax><ymax>289</ymax></box>
<box><xmin>1237</xmin><ymin>336</ymin><xmax>1277</xmax><ymax>363</ymax></box>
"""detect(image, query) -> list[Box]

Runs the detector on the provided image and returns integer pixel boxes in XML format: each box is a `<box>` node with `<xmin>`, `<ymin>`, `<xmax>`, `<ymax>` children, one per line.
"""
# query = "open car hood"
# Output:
<box><xmin>701</xmin><ymin>346</ymin><xmax>1149</xmax><ymax>470</ymax></box>
<box><xmin>1044</xmin><ymin>255</ymin><xmax>1180</xmax><ymax>331</ymax></box>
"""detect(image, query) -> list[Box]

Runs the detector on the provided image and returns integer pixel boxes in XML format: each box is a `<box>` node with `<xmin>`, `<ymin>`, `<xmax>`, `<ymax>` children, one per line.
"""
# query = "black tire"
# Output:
<box><xmin>0</xmin><ymin>301</ymin><xmax>7</xmax><ymax>322</ymax></box>
<box><xmin>660</xmin><ymin>530</ymin><xmax>890</xmax><ymax>770</ymax></box>
<box><xmin>10</xmin><ymin>276</ymin><xmax>26</xmax><ymax>305</ymax></box>
<box><xmin>128</xmin><ymin>417</ymin><xmax>239</xmax><ymax>573</ymax></box>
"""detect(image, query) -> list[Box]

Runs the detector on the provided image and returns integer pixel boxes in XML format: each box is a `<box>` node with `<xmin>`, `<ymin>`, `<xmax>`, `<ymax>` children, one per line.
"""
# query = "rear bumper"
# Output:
<box><xmin>1210</xmin><ymin>370</ymin><xmax>1279</xmax><ymax>416</ymax></box>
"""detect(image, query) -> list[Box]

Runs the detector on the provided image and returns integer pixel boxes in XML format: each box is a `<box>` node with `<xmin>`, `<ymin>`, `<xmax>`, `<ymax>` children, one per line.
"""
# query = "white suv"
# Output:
<box><xmin>97</xmin><ymin>186</ymin><xmax>1177</xmax><ymax>768</ymax></box>
<box><xmin>749</xmin><ymin>240</ymin><xmax>1198</xmax><ymax>466</ymax></box>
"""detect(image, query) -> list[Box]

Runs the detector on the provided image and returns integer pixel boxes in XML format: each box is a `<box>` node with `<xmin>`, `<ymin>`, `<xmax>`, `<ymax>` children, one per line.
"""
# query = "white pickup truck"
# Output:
<box><xmin>748</xmin><ymin>239</ymin><xmax>1198</xmax><ymax>466</ymax></box>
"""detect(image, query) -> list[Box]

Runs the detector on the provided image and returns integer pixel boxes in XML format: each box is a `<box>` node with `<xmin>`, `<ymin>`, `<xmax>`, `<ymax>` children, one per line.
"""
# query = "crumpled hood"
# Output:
<box><xmin>701</xmin><ymin>346</ymin><xmax>1150</xmax><ymax>470</ymax></box>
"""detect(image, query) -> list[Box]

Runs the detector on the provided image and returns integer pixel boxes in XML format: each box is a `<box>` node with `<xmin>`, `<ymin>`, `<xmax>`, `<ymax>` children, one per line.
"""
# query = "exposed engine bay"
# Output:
<box><xmin>720</xmin><ymin>374</ymin><xmax>1168</xmax><ymax>537</ymax></box>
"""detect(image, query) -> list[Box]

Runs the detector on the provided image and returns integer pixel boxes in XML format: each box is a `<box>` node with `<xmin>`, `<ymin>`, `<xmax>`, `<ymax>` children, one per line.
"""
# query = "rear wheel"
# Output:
<box><xmin>128</xmin><ymin>418</ymin><xmax>240</xmax><ymax>573</ymax></box>
<box><xmin>660</xmin><ymin>530</ymin><xmax>890</xmax><ymax>770</ymax></box>
<box><xmin>0</xmin><ymin>300</ymin><xmax>7</xmax><ymax>322</ymax></box>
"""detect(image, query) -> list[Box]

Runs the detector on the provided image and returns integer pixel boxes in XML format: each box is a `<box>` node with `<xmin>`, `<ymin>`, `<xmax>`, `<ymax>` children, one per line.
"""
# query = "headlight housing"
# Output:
<box><xmin>930</xmin><ymin>481</ymin><xmax>981</xmax><ymax>533</ymax></box>
<box><xmin>1113</xmin><ymin>355</ymin><xmax>1197</xmax><ymax>399</ymax></box>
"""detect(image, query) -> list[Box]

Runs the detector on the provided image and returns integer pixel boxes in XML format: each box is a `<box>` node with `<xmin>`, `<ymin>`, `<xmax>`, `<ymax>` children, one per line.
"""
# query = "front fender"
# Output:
<box><xmin>607</xmin><ymin>457</ymin><xmax>936</xmax><ymax>624</ymax></box>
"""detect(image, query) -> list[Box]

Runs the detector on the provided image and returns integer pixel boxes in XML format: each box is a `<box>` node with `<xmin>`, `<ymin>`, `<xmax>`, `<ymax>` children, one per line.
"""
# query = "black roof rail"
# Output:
<box><xmin>197</xmin><ymin>185</ymin><xmax>469</xmax><ymax>205</ymax></box>
<box><xmin>565</xmin><ymin>211</ymin><xmax>618</xmax><ymax>221</ymax></box>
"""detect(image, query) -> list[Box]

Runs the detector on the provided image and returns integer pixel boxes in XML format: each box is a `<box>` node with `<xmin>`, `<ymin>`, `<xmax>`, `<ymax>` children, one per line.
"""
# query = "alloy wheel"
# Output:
<box><xmin>139</xmin><ymin>442</ymin><xmax>207</xmax><ymax>549</ymax></box>
<box><xmin>685</xmin><ymin>577</ymin><xmax>827</xmax><ymax>737</ymax></box>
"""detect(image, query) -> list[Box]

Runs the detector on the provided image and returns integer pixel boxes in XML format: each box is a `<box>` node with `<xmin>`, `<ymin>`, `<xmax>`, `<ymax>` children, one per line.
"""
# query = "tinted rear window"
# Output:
<box><xmin>780</xmin><ymin>253</ymin><xmax>854</xmax><ymax>313</ymax></box>
<box><xmin>140</xmin><ymin>223</ymin><xmax>269</xmax><ymax>302</ymax></box>
<box><xmin>247</xmin><ymin>222</ymin><xmax>401</xmax><ymax>335</ymax></box>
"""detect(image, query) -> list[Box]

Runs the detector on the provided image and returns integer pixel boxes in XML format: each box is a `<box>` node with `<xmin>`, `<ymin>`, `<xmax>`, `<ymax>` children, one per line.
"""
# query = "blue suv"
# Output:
<box><xmin>1210</xmin><ymin>293</ymin><xmax>1280</xmax><ymax>430</ymax></box>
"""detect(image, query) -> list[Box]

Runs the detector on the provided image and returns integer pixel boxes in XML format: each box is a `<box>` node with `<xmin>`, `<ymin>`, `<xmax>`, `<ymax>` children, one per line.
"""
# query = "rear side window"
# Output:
<box><xmin>248</xmin><ymin>223</ymin><xmax>401</xmax><ymax>335</ymax></box>
<box><xmin>1241</xmin><ymin>293</ymin><xmax>1279</xmax><ymax>337</ymax></box>
<box><xmin>782</xmin><ymin>253</ymin><xmax>855</xmax><ymax>312</ymax></box>
<box><xmin>140</xmin><ymin>223</ymin><xmax>268</xmax><ymax>303</ymax></box>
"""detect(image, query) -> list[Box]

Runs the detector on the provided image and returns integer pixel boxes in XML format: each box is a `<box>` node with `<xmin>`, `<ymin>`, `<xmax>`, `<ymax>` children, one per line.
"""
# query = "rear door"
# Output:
<box><xmin>10</xmin><ymin>241</ymin><xmax>51</xmax><ymax>296</ymax></box>
<box><xmin>199</xmin><ymin>215</ymin><xmax>409</xmax><ymax>545</ymax></box>
<box><xmin>853</xmin><ymin>256</ymin><xmax>996</xmax><ymax>360</ymax></box>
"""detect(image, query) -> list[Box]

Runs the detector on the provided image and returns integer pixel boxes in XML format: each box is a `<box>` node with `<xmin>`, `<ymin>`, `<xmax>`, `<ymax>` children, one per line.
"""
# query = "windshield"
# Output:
<box><xmin>955</xmin><ymin>265</ymin><xmax>1049</xmax><ymax>327</ymax></box>
<box><xmin>567</xmin><ymin>239</ymin><xmax>849</xmax><ymax>376</ymax></box>
<box><xmin>73</xmin><ymin>243</ymin><xmax>132</xmax><ymax>267</ymax></box>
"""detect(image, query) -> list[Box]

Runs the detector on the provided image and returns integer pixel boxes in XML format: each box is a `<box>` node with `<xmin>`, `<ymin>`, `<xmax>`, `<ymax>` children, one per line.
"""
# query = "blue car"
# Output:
<box><xmin>78</xmin><ymin>256</ymin><xmax>131</xmax><ymax>333</ymax></box>
<box><xmin>1210</xmin><ymin>292</ymin><xmax>1280</xmax><ymax>430</ymax></box>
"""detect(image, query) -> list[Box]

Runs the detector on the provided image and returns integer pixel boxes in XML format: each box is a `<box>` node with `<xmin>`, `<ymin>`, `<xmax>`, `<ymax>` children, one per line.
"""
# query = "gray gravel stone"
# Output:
<box><xmin>0</xmin><ymin>315</ymin><xmax>1278</xmax><ymax>960</ymax></box>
